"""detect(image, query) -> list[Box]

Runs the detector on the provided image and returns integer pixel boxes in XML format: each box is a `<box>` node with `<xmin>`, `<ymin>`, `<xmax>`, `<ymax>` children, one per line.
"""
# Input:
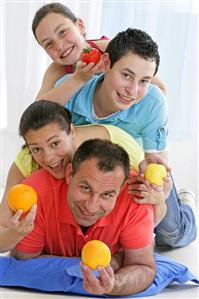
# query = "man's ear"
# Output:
<box><xmin>101</xmin><ymin>53</ymin><xmax>111</xmax><ymax>72</ymax></box>
<box><xmin>65</xmin><ymin>163</ymin><xmax>73</xmax><ymax>184</ymax></box>
<box><xmin>76</xmin><ymin>18</ymin><xmax>86</xmax><ymax>36</ymax></box>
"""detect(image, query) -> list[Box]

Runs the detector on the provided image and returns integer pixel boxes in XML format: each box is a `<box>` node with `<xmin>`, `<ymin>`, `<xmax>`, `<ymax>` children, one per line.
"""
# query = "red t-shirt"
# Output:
<box><xmin>16</xmin><ymin>169</ymin><xmax>154</xmax><ymax>256</ymax></box>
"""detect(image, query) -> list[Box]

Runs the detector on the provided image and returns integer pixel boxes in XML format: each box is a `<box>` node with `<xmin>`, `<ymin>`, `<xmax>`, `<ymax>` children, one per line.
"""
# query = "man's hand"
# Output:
<box><xmin>81</xmin><ymin>263</ymin><xmax>115</xmax><ymax>295</ymax></box>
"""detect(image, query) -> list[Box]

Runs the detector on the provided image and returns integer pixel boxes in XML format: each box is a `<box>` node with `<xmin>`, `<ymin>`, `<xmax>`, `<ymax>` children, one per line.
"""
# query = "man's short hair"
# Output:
<box><xmin>106</xmin><ymin>28</ymin><xmax>160</xmax><ymax>75</ymax></box>
<box><xmin>72</xmin><ymin>139</ymin><xmax>130</xmax><ymax>181</ymax></box>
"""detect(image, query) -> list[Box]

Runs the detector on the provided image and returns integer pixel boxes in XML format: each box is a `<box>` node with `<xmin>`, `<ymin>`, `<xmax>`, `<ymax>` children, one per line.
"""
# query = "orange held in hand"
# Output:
<box><xmin>7</xmin><ymin>184</ymin><xmax>38</xmax><ymax>213</ymax></box>
<box><xmin>81</xmin><ymin>240</ymin><xmax>111</xmax><ymax>270</ymax></box>
<box><xmin>144</xmin><ymin>163</ymin><xmax>167</xmax><ymax>186</ymax></box>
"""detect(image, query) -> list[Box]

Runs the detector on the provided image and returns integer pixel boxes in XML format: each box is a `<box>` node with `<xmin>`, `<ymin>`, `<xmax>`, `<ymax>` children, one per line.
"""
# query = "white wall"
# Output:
<box><xmin>0</xmin><ymin>1</ymin><xmax>198</xmax><ymax>201</ymax></box>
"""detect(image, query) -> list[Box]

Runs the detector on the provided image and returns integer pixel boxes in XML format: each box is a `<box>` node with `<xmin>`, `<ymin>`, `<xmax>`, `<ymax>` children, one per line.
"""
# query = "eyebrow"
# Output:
<box><xmin>28</xmin><ymin>135</ymin><xmax>59</xmax><ymax>146</ymax></box>
<box><xmin>81</xmin><ymin>180</ymin><xmax>117</xmax><ymax>195</ymax></box>
<box><xmin>40</xmin><ymin>23</ymin><xmax>66</xmax><ymax>45</ymax></box>
<box><xmin>123</xmin><ymin>68</ymin><xmax>152</xmax><ymax>80</ymax></box>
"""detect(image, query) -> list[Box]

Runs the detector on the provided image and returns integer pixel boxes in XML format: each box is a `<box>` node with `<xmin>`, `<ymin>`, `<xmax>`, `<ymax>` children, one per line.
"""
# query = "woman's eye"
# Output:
<box><xmin>31</xmin><ymin>148</ymin><xmax>40</xmax><ymax>154</ymax></box>
<box><xmin>51</xmin><ymin>141</ymin><xmax>60</xmax><ymax>148</ymax></box>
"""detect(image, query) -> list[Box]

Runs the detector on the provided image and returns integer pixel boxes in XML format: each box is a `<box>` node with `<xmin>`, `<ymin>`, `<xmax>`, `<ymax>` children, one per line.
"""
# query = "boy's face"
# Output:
<box><xmin>102</xmin><ymin>52</ymin><xmax>156</xmax><ymax>112</ymax></box>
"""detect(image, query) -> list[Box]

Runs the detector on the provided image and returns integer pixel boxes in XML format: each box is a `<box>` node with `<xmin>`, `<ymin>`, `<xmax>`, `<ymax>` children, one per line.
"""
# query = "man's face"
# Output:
<box><xmin>101</xmin><ymin>52</ymin><xmax>156</xmax><ymax>113</ymax></box>
<box><xmin>66</xmin><ymin>158</ymin><xmax>125</xmax><ymax>226</ymax></box>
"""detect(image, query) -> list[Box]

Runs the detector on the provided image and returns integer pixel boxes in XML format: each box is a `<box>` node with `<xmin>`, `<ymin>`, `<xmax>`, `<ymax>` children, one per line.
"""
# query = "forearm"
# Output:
<box><xmin>0</xmin><ymin>227</ymin><xmax>24</xmax><ymax>253</ymax></box>
<box><xmin>109</xmin><ymin>264</ymin><xmax>156</xmax><ymax>296</ymax></box>
<box><xmin>154</xmin><ymin>200</ymin><xmax>167</xmax><ymax>226</ymax></box>
<box><xmin>36</xmin><ymin>74</ymin><xmax>86</xmax><ymax>105</ymax></box>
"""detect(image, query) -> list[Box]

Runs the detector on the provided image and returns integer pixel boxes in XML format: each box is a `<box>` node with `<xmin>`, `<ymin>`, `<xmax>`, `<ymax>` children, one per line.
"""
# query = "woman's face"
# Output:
<box><xmin>25</xmin><ymin>122</ymin><xmax>75</xmax><ymax>179</ymax></box>
<box><xmin>35</xmin><ymin>12</ymin><xmax>86</xmax><ymax>65</ymax></box>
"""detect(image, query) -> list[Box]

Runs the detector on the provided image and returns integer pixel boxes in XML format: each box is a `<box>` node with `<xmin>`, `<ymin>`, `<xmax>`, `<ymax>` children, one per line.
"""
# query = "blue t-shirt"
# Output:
<box><xmin>56</xmin><ymin>74</ymin><xmax>168</xmax><ymax>152</ymax></box>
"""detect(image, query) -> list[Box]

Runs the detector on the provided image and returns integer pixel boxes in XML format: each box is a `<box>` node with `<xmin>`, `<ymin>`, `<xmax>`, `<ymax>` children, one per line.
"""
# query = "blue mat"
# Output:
<box><xmin>0</xmin><ymin>253</ymin><xmax>198</xmax><ymax>297</ymax></box>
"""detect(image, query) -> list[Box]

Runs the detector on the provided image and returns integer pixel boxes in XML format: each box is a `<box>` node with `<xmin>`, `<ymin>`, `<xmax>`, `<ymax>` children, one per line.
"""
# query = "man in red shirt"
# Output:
<box><xmin>11</xmin><ymin>139</ymin><xmax>156</xmax><ymax>296</ymax></box>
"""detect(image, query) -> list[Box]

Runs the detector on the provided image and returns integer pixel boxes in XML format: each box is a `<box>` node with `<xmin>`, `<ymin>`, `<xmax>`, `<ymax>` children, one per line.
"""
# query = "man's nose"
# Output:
<box><xmin>85</xmin><ymin>195</ymin><xmax>99</xmax><ymax>214</ymax></box>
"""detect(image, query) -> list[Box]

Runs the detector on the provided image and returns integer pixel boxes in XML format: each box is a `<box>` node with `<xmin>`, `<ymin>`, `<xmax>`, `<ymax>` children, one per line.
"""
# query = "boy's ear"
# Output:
<box><xmin>76</xmin><ymin>18</ymin><xmax>85</xmax><ymax>35</ymax></box>
<box><xmin>65</xmin><ymin>163</ymin><xmax>73</xmax><ymax>184</ymax></box>
<box><xmin>101</xmin><ymin>53</ymin><xmax>111</xmax><ymax>71</ymax></box>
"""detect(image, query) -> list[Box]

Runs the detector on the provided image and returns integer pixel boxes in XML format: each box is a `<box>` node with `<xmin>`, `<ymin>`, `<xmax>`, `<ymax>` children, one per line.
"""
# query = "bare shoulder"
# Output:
<box><xmin>94</xmin><ymin>39</ymin><xmax>110</xmax><ymax>52</ymax></box>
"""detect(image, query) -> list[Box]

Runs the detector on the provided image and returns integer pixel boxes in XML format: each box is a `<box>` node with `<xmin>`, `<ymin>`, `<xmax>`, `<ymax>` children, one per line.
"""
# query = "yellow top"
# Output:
<box><xmin>15</xmin><ymin>124</ymin><xmax>143</xmax><ymax>177</ymax></box>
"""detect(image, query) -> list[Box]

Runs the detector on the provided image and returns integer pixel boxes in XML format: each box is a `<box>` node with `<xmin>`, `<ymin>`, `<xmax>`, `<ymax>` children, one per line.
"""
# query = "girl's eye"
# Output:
<box><xmin>44</xmin><ymin>41</ymin><xmax>53</xmax><ymax>49</ymax></box>
<box><xmin>59</xmin><ymin>29</ymin><xmax>67</xmax><ymax>36</ymax></box>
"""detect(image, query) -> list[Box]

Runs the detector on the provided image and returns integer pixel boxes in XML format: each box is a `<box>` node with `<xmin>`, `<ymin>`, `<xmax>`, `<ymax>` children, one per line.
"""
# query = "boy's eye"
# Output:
<box><xmin>140</xmin><ymin>79</ymin><xmax>150</xmax><ymax>85</ymax></box>
<box><xmin>122</xmin><ymin>73</ymin><xmax>131</xmax><ymax>79</ymax></box>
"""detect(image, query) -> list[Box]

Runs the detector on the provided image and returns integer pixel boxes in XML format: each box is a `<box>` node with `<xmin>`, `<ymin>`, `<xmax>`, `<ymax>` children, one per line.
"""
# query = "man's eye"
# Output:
<box><xmin>103</xmin><ymin>193</ymin><xmax>113</xmax><ymax>199</ymax></box>
<box><xmin>81</xmin><ymin>186</ymin><xmax>90</xmax><ymax>192</ymax></box>
<box><xmin>122</xmin><ymin>73</ymin><xmax>130</xmax><ymax>79</ymax></box>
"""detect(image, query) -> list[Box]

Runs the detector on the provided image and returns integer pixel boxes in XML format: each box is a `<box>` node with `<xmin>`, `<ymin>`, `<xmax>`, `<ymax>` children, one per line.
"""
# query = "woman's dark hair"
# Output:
<box><xmin>19</xmin><ymin>100</ymin><xmax>72</xmax><ymax>138</ymax></box>
<box><xmin>106</xmin><ymin>28</ymin><xmax>160</xmax><ymax>75</ymax></box>
<box><xmin>32</xmin><ymin>2</ymin><xmax>77</xmax><ymax>40</ymax></box>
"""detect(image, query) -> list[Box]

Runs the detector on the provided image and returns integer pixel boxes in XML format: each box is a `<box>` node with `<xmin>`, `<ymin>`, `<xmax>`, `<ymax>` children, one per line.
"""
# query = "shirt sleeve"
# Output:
<box><xmin>120</xmin><ymin>202</ymin><xmax>154</xmax><ymax>249</ymax></box>
<box><xmin>15</xmin><ymin>146</ymin><xmax>39</xmax><ymax>177</ymax></box>
<box><xmin>141</xmin><ymin>88</ymin><xmax>169</xmax><ymax>153</ymax></box>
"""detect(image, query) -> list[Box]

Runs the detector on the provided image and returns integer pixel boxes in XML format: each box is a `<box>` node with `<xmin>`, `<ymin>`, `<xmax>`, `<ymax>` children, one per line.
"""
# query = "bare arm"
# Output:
<box><xmin>0</xmin><ymin>163</ymin><xmax>37</xmax><ymax>253</ymax></box>
<box><xmin>151</xmin><ymin>75</ymin><xmax>167</xmax><ymax>95</ymax></box>
<box><xmin>36</xmin><ymin>60</ymin><xmax>102</xmax><ymax>105</ymax></box>
<box><xmin>10</xmin><ymin>248</ymin><xmax>41</xmax><ymax>260</ymax></box>
<box><xmin>81</xmin><ymin>243</ymin><xmax>156</xmax><ymax>296</ymax></box>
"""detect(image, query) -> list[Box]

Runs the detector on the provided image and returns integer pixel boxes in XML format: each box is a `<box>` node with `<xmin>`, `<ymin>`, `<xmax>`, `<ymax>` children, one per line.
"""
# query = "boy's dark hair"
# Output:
<box><xmin>106</xmin><ymin>28</ymin><xmax>160</xmax><ymax>75</ymax></box>
<box><xmin>19</xmin><ymin>100</ymin><xmax>72</xmax><ymax>138</ymax></box>
<box><xmin>32</xmin><ymin>2</ymin><xmax>77</xmax><ymax>40</ymax></box>
<box><xmin>72</xmin><ymin>139</ymin><xmax>130</xmax><ymax>182</ymax></box>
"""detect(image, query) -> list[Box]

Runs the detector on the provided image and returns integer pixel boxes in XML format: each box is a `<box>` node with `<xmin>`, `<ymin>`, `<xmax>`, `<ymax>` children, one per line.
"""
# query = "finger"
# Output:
<box><xmin>11</xmin><ymin>209</ymin><xmax>24</xmax><ymax>223</ymax></box>
<box><xmin>24</xmin><ymin>205</ymin><xmax>37</xmax><ymax>222</ymax></box>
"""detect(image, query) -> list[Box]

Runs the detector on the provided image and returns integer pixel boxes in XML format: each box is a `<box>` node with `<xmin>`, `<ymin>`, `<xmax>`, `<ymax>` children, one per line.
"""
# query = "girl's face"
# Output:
<box><xmin>25</xmin><ymin>122</ymin><xmax>75</xmax><ymax>179</ymax></box>
<box><xmin>35</xmin><ymin>12</ymin><xmax>86</xmax><ymax>65</ymax></box>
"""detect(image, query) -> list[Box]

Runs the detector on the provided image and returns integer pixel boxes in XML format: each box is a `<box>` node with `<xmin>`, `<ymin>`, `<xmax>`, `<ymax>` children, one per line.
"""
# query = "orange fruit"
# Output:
<box><xmin>7</xmin><ymin>184</ymin><xmax>38</xmax><ymax>213</ymax></box>
<box><xmin>81</xmin><ymin>240</ymin><xmax>111</xmax><ymax>270</ymax></box>
<box><xmin>144</xmin><ymin>163</ymin><xmax>167</xmax><ymax>186</ymax></box>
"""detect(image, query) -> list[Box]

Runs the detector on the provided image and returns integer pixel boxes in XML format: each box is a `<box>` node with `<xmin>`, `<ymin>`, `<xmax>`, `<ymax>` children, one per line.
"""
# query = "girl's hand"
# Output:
<box><xmin>72</xmin><ymin>60</ymin><xmax>102</xmax><ymax>82</ymax></box>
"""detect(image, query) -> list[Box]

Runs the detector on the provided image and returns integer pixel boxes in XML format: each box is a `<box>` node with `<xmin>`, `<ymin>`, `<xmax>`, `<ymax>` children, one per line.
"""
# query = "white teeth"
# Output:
<box><xmin>61</xmin><ymin>46</ymin><xmax>73</xmax><ymax>58</ymax></box>
<box><xmin>119</xmin><ymin>93</ymin><xmax>134</xmax><ymax>101</ymax></box>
